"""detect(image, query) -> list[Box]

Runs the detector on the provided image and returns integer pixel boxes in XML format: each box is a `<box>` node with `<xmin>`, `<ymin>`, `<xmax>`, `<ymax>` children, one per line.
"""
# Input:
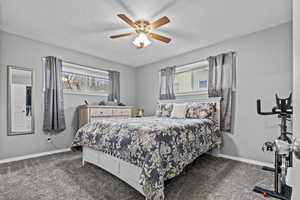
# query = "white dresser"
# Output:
<box><xmin>79</xmin><ymin>105</ymin><xmax>134</xmax><ymax>128</ymax></box>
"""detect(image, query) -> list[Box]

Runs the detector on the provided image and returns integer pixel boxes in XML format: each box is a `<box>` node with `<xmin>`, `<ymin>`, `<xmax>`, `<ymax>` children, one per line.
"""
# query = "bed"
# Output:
<box><xmin>72</xmin><ymin>97</ymin><xmax>222</xmax><ymax>200</ymax></box>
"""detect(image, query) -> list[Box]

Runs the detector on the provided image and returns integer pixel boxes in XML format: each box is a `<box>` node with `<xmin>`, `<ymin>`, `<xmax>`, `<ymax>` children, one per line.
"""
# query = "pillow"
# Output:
<box><xmin>170</xmin><ymin>103</ymin><xmax>188</xmax><ymax>119</ymax></box>
<box><xmin>186</xmin><ymin>102</ymin><xmax>216</xmax><ymax>119</ymax></box>
<box><xmin>155</xmin><ymin>103</ymin><xmax>173</xmax><ymax>117</ymax></box>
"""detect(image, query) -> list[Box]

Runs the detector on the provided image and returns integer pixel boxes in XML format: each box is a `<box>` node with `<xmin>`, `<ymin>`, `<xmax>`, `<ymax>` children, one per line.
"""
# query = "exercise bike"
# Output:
<box><xmin>253</xmin><ymin>94</ymin><xmax>293</xmax><ymax>200</ymax></box>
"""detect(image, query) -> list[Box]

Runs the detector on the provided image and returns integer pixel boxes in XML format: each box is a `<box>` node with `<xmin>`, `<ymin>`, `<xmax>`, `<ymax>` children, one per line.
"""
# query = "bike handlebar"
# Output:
<box><xmin>257</xmin><ymin>100</ymin><xmax>274</xmax><ymax>115</ymax></box>
<box><xmin>257</xmin><ymin>99</ymin><xmax>293</xmax><ymax>115</ymax></box>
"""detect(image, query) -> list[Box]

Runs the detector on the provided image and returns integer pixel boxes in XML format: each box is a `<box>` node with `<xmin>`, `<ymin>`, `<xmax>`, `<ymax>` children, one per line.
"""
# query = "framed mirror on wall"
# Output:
<box><xmin>7</xmin><ymin>66</ymin><xmax>34</xmax><ymax>136</ymax></box>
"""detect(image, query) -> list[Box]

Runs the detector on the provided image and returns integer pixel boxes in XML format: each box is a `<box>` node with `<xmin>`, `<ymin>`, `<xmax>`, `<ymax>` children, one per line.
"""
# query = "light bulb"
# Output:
<box><xmin>132</xmin><ymin>33</ymin><xmax>151</xmax><ymax>48</ymax></box>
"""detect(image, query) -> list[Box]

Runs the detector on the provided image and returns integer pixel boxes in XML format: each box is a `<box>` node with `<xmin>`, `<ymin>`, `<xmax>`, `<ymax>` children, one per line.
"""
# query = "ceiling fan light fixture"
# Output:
<box><xmin>132</xmin><ymin>33</ymin><xmax>151</xmax><ymax>48</ymax></box>
<box><xmin>111</xmin><ymin>14</ymin><xmax>171</xmax><ymax>47</ymax></box>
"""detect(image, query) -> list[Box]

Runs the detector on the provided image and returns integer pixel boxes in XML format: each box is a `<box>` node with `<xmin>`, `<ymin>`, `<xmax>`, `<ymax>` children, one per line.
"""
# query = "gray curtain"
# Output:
<box><xmin>208</xmin><ymin>52</ymin><xmax>236</xmax><ymax>132</ymax></box>
<box><xmin>108</xmin><ymin>70</ymin><xmax>120</xmax><ymax>102</ymax></box>
<box><xmin>43</xmin><ymin>56</ymin><xmax>66</xmax><ymax>133</ymax></box>
<box><xmin>159</xmin><ymin>66</ymin><xmax>176</xmax><ymax>100</ymax></box>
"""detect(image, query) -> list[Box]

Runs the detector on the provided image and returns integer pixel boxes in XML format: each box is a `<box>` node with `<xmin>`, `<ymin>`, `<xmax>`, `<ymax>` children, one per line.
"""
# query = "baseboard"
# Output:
<box><xmin>0</xmin><ymin>148</ymin><xmax>272</xmax><ymax>168</ymax></box>
<box><xmin>0</xmin><ymin>148</ymin><xmax>71</xmax><ymax>164</ymax></box>
<box><xmin>208</xmin><ymin>152</ymin><xmax>273</xmax><ymax>168</ymax></box>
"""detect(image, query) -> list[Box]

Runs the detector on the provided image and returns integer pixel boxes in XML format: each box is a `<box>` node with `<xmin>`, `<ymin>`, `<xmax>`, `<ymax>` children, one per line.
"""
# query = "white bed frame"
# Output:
<box><xmin>82</xmin><ymin>97</ymin><xmax>222</xmax><ymax>196</ymax></box>
<box><xmin>82</xmin><ymin>147</ymin><xmax>144</xmax><ymax>194</ymax></box>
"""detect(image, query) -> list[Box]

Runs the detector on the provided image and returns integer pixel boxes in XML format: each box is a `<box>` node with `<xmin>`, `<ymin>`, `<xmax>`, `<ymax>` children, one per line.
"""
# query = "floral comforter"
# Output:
<box><xmin>72</xmin><ymin>117</ymin><xmax>221</xmax><ymax>200</ymax></box>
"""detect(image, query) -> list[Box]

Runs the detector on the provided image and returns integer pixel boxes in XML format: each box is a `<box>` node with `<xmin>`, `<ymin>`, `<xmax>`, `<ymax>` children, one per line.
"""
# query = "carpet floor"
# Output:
<box><xmin>0</xmin><ymin>151</ymin><xmax>274</xmax><ymax>200</ymax></box>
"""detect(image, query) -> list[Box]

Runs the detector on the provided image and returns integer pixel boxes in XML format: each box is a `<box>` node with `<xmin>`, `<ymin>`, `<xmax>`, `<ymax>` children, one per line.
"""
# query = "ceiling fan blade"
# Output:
<box><xmin>110</xmin><ymin>32</ymin><xmax>136</xmax><ymax>39</ymax></box>
<box><xmin>149</xmin><ymin>33</ymin><xmax>171</xmax><ymax>43</ymax></box>
<box><xmin>150</xmin><ymin>16</ymin><xmax>170</xmax><ymax>29</ymax></box>
<box><xmin>117</xmin><ymin>14</ymin><xmax>137</xmax><ymax>28</ymax></box>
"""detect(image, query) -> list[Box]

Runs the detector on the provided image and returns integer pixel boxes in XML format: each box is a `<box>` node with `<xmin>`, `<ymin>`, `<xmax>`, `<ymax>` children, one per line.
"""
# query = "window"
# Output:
<box><xmin>61</xmin><ymin>62</ymin><xmax>110</xmax><ymax>96</ymax></box>
<box><xmin>174</xmin><ymin>60</ymin><xmax>209</xmax><ymax>95</ymax></box>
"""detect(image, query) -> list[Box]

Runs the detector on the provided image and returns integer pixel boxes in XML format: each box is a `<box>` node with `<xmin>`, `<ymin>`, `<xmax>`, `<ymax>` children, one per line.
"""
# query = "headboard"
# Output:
<box><xmin>158</xmin><ymin>97</ymin><xmax>222</xmax><ymax>129</ymax></box>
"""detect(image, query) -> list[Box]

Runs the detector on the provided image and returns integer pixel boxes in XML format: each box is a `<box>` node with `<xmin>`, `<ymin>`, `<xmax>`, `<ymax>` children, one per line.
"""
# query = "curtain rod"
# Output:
<box><xmin>175</xmin><ymin>58</ymin><xmax>207</xmax><ymax>68</ymax></box>
<box><xmin>160</xmin><ymin>51</ymin><xmax>236</xmax><ymax>70</ymax></box>
<box><xmin>41</xmin><ymin>57</ymin><xmax>113</xmax><ymax>72</ymax></box>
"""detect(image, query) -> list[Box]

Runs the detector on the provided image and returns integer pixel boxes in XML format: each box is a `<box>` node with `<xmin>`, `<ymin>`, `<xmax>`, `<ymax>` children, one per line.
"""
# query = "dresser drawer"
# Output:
<box><xmin>79</xmin><ymin>106</ymin><xmax>133</xmax><ymax>127</ymax></box>
<box><xmin>83</xmin><ymin>147</ymin><xmax>100</xmax><ymax>165</ymax></box>
<box><xmin>119</xmin><ymin>159</ymin><xmax>142</xmax><ymax>182</ymax></box>
<box><xmin>113</xmin><ymin>109</ymin><xmax>132</xmax><ymax>116</ymax></box>
<box><xmin>90</xmin><ymin>108</ymin><xmax>113</xmax><ymax>116</ymax></box>
<box><xmin>98</xmin><ymin>151</ymin><xmax>120</xmax><ymax>175</ymax></box>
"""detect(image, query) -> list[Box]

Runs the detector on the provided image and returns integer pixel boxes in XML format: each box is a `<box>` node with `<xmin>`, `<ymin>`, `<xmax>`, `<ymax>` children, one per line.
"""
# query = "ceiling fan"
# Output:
<box><xmin>110</xmin><ymin>14</ymin><xmax>171</xmax><ymax>49</ymax></box>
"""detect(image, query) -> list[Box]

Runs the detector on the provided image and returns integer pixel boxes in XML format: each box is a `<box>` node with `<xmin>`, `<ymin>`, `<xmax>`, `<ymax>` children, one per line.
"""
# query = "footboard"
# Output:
<box><xmin>82</xmin><ymin>147</ymin><xmax>145</xmax><ymax>195</ymax></box>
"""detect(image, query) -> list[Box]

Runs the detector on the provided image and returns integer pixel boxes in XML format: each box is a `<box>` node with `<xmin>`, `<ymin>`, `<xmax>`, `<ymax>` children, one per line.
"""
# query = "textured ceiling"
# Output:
<box><xmin>0</xmin><ymin>0</ymin><xmax>292</xmax><ymax>67</ymax></box>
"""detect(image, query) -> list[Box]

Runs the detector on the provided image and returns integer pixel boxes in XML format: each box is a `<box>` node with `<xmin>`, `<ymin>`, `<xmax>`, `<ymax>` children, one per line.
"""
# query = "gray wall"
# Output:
<box><xmin>136</xmin><ymin>23</ymin><xmax>293</xmax><ymax>163</ymax></box>
<box><xmin>0</xmin><ymin>31</ymin><xmax>136</xmax><ymax>159</ymax></box>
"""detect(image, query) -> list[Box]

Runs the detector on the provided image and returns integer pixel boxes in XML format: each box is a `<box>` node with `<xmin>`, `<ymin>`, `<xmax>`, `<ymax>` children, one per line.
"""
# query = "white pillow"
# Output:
<box><xmin>170</xmin><ymin>103</ymin><xmax>188</xmax><ymax>119</ymax></box>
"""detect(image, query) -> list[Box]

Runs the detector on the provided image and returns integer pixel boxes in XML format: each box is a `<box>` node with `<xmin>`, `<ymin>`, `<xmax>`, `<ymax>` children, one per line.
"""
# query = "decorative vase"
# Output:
<box><xmin>137</xmin><ymin>108</ymin><xmax>144</xmax><ymax>117</ymax></box>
